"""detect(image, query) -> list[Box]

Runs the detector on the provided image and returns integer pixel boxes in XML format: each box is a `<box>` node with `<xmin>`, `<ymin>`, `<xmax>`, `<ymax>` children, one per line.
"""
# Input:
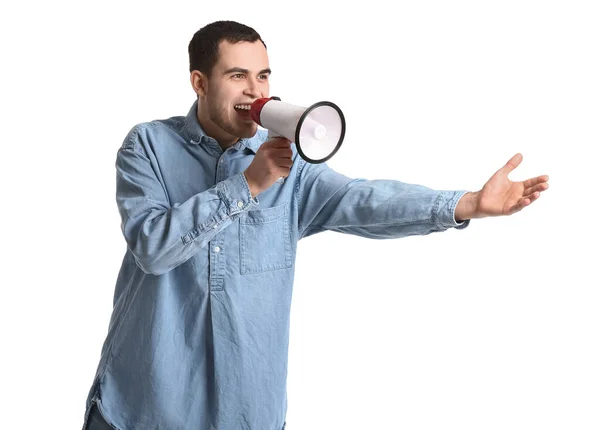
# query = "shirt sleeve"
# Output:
<box><xmin>116</xmin><ymin>139</ymin><xmax>258</xmax><ymax>276</ymax></box>
<box><xmin>295</xmin><ymin>160</ymin><xmax>470</xmax><ymax>240</ymax></box>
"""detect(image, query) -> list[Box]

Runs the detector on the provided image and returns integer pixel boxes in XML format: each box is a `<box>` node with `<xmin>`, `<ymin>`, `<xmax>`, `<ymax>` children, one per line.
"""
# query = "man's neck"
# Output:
<box><xmin>196</xmin><ymin>108</ymin><xmax>238</xmax><ymax>150</ymax></box>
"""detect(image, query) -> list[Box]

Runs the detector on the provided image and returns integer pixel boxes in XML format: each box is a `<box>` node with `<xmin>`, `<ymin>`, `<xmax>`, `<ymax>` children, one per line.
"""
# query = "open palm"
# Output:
<box><xmin>478</xmin><ymin>153</ymin><xmax>549</xmax><ymax>217</ymax></box>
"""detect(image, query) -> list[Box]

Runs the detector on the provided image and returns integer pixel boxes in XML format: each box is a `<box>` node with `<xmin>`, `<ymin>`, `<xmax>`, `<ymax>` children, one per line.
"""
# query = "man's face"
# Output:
<box><xmin>198</xmin><ymin>40</ymin><xmax>270</xmax><ymax>145</ymax></box>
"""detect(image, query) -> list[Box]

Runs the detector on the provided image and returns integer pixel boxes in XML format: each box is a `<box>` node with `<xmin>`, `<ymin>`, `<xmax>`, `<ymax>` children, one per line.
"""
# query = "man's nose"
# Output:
<box><xmin>243</xmin><ymin>78</ymin><xmax>261</xmax><ymax>98</ymax></box>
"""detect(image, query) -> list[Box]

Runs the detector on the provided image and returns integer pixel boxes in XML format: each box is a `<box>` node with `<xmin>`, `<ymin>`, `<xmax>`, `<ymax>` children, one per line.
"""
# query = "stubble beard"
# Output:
<box><xmin>209</xmin><ymin>103</ymin><xmax>256</xmax><ymax>140</ymax></box>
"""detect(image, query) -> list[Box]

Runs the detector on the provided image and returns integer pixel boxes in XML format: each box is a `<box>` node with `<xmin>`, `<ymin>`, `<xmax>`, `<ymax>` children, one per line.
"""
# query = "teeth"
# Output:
<box><xmin>234</xmin><ymin>104</ymin><xmax>251</xmax><ymax>110</ymax></box>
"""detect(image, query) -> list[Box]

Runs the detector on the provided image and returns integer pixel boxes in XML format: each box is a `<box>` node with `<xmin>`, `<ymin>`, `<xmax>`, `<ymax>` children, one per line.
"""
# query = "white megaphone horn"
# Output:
<box><xmin>250</xmin><ymin>96</ymin><xmax>346</xmax><ymax>164</ymax></box>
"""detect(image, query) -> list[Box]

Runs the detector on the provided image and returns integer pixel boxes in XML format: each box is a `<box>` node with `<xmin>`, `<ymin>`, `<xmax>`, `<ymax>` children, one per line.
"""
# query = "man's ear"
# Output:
<box><xmin>190</xmin><ymin>70</ymin><xmax>208</xmax><ymax>97</ymax></box>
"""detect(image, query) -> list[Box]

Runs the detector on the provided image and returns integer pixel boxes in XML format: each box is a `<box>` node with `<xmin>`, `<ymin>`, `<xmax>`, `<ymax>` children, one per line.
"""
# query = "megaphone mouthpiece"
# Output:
<box><xmin>249</xmin><ymin>97</ymin><xmax>272</xmax><ymax>126</ymax></box>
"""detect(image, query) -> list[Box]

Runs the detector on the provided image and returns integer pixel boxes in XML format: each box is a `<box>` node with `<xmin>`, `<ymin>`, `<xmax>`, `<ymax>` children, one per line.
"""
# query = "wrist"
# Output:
<box><xmin>455</xmin><ymin>191</ymin><xmax>481</xmax><ymax>222</ymax></box>
<box><xmin>243</xmin><ymin>172</ymin><xmax>260</xmax><ymax>198</ymax></box>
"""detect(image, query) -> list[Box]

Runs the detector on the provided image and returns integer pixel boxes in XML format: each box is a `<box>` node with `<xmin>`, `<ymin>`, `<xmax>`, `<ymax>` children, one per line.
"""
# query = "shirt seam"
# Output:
<box><xmin>309</xmin><ymin>217</ymin><xmax>435</xmax><ymax>231</ymax></box>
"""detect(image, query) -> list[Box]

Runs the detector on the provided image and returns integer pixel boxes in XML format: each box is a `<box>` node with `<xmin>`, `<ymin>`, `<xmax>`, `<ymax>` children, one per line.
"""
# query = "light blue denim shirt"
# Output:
<box><xmin>83</xmin><ymin>100</ymin><xmax>469</xmax><ymax>430</ymax></box>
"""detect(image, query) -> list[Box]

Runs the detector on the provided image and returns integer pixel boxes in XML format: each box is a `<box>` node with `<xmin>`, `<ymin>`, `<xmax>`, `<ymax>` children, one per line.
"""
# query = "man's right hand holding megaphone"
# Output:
<box><xmin>243</xmin><ymin>135</ymin><xmax>294</xmax><ymax>198</ymax></box>
<box><xmin>243</xmin><ymin>96</ymin><xmax>346</xmax><ymax>198</ymax></box>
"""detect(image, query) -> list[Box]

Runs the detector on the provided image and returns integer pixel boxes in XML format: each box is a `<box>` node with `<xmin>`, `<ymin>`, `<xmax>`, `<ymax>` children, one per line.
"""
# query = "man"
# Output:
<box><xmin>82</xmin><ymin>20</ymin><xmax>549</xmax><ymax>430</ymax></box>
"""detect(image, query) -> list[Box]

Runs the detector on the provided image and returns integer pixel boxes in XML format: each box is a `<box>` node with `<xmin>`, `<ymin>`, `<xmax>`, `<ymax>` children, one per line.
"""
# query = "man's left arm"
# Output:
<box><xmin>295</xmin><ymin>160</ymin><xmax>469</xmax><ymax>240</ymax></box>
<box><xmin>295</xmin><ymin>153</ymin><xmax>548</xmax><ymax>240</ymax></box>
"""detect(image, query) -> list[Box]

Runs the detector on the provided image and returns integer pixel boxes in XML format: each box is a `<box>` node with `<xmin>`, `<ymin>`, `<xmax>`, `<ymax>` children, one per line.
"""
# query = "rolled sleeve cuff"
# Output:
<box><xmin>434</xmin><ymin>190</ymin><xmax>470</xmax><ymax>230</ymax></box>
<box><xmin>217</xmin><ymin>172</ymin><xmax>259</xmax><ymax>215</ymax></box>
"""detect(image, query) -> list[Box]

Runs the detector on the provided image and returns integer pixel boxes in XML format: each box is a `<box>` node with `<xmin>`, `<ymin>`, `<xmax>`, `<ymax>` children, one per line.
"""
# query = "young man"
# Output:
<box><xmin>82</xmin><ymin>20</ymin><xmax>549</xmax><ymax>430</ymax></box>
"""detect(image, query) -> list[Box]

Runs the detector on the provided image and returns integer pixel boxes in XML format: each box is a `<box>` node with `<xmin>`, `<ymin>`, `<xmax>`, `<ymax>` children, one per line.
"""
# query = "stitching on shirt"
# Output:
<box><xmin>239</xmin><ymin>172</ymin><xmax>256</xmax><ymax>205</ymax></box>
<box><xmin>241</xmin><ymin>203</ymin><xmax>287</xmax><ymax>225</ymax></box>
<box><xmin>122</xmin><ymin>125</ymin><xmax>148</xmax><ymax>157</ymax></box>
<box><xmin>313</xmin><ymin>217</ymin><xmax>434</xmax><ymax>230</ymax></box>
<box><xmin>181</xmin><ymin>216</ymin><xmax>225</xmax><ymax>245</ymax></box>
<box><xmin>123</xmin><ymin>122</ymin><xmax>182</xmax><ymax>155</ymax></box>
<box><xmin>216</xmin><ymin>181</ymin><xmax>230</xmax><ymax>213</ymax></box>
<box><xmin>295</xmin><ymin>160</ymin><xmax>306</xmax><ymax>235</ymax></box>
<box><xmin>432</xmin><ymin>192</ymin><xmax>442</xmax><ymax>228</ymax></box>
<box><xmin>119</xmin><ymin>128</ymin><xmax>172</xmax><ymax>208</ymax></box>
<box><xmin>239</xmin><ymin>204</ymin><xmax>291</xmax><ymax>274</ymax></box>
<box><xmin>450</xmin><ymin>190</ymin><xmax>466</xmax><ymax>225</ymax></box>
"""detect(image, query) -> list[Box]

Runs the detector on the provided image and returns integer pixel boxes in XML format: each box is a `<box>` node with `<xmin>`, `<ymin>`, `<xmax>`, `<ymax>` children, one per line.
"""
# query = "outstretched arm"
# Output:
<box><xmin>455</xmin><ymin>153</ymin><xmax>549</xmax><ymax>221</ymax></box>
<box><xmin>296</xmin><ymin>161</ymin><xmax>469</xmax><ymax>240</ymax></box>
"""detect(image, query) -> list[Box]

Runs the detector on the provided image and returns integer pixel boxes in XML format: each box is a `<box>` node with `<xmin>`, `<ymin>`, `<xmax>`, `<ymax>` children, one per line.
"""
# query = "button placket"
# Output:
<box><xmin>211</xmin><ymin>152</ymin><xmax>228</xmax><ymax>292</ymax></box>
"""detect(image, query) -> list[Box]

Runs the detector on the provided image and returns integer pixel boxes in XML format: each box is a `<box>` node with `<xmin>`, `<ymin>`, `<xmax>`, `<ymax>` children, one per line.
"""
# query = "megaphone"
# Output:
<box><xmin>250</xmin><ymin>96</ymin><xmax>346</xmax><ymax>164</ymax></box>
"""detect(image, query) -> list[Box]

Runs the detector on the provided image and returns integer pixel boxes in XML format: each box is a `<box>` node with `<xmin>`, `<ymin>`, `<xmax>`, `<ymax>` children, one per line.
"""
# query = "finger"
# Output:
<box><xmin>267</xmin><ymin>137</ymin><xmax>292</xmax><ymax>148</ymax></box>
<box><xmin>268</xmin><ymin>166</ymin><xmax>290</xmax><ymax>179</ymax></box>
<box><xmin>500</xmin><ymin>153</ymin><xmax>523</xmax><ymax>174</ymax></box>
<box><xmin>278</xmin><ymin>158</ymin><xmax>294</xmax><ymax>168</ymax></box>
<box><xmin>509</xmin><ymin>191</ymin><xmax>542</xmax><ymax>214</ymax></box>
<box><xmin>507</xmin><ymin>197</ymin><xmax>531</xmax><ymax>215</ymax></box>
<box><xmin>276</xmin><ymin>166</ymin><xmax>292</xmax><ymax>178</ymax></box>
<box><xmin>260</xmin><ymin>139</ymin><xmax>288</xmax><ymax>152</ymax></box>
<box><xmin>274</xmin><ymin>148</ymin><xmax>294</xmax><ymax>159</ymax></box>
<box><xmin>523</xmin><ymin>182</ymin><xmax>549</xmax><ymax>196</ymax></box>
<box><xmin>523</xmin><ymin>191</ymin><xmax>542</xmax><ymax>203</ymax></box>
<box><xmin>523</xmin><ymin>175</ymin><xmax>549</xmax><ymax>189</ymax></box>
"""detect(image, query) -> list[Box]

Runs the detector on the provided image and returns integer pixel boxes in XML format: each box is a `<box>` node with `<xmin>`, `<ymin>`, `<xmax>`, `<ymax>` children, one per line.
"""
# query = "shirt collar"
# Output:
<box><xmin>184</xmin><ymin>99</ymin><xmax>262</xmax><ymax>154</ymax></box>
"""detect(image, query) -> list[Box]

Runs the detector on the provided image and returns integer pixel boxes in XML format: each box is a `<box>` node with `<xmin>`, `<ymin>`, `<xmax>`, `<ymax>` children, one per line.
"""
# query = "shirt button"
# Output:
<box><xmin>213</xmin><ymin>224</ymin><xmax>218</xmax><ymax>229</ymax></box>
<box><xmin>214</xmin><ymin>246</ymin><xmax>221</xmax><ymax>253</ymax></box>
<box><xmin>237</xmin><ymin>201</ymin><xmax>244</xmax><ymax>208</ymax></box>
<box><xmin>220</xmin><ymin>158</ymin><xmax>224</xmax><ymax>164</ymax></box>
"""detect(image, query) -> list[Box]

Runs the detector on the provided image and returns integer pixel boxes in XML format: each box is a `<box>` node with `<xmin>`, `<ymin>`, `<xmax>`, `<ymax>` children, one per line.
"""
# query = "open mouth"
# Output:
<box><xmin>234</xmin><ymin>104</ymin><xmax>252</xmax><ymax>118</ymax></box>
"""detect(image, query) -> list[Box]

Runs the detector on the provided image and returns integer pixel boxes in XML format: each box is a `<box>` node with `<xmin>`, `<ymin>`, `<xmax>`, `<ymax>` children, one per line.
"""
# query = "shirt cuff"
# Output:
<box><xmin>434</xmin><ymin>190</ymin><xmax>470</xmax><ymax>230</ymax></box>
<box><xmin>217</xmin><ymin>172</ymin><xmax>259</xmax><ymax>215</ymax></box>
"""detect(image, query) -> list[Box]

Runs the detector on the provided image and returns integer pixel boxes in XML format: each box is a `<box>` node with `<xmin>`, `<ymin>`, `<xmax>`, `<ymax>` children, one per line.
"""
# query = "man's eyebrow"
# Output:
<box><xmin>223</xmin><ymin>67</ymin><xmax>272</xmax><ymax>75</ymax></box>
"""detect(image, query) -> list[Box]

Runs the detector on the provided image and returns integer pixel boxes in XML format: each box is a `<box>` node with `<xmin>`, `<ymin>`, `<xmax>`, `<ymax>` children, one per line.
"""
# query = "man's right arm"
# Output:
<box><xmin>116</xmin><ymin>141</ymin><xmax>257</xmax><ymax>276</ymax></box>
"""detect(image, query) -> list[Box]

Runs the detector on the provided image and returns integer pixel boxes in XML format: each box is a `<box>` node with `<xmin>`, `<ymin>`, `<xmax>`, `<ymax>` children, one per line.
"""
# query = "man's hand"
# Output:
<box><xmin>243</xmin><ymin>137</ymin><xmax>293</xmax><ymax>198</ymax></box>
<box><xmin>455</xmin><ymin>153</ymin><xmax>549</xmax><ymax>221</ymax></box>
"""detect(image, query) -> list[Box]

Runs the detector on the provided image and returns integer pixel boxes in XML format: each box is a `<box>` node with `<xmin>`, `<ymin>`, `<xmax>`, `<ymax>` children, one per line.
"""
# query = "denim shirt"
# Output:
<box><xmin>83</xmin><ymin>100</ymin><xmax>469</xmax><ymax>430</ymax></box>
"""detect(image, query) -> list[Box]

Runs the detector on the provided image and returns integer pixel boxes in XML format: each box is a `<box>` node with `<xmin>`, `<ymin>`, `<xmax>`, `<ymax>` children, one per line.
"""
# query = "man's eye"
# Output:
<box><xmin>232</xmin><ymin>74</ymin><xmax>244</xmax><ymax>79</ymax></box>
<box><xmin>259</xmin><ymin>74</ymin><xmax>269</xmax><ymax>80</ymax></box>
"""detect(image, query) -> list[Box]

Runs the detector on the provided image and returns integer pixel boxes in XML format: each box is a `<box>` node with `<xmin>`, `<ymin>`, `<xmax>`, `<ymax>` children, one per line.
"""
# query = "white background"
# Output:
<box><xmin>1</xmin><ymin>1</ymin><xmax>598</xmax><ymax>429</ymax></box>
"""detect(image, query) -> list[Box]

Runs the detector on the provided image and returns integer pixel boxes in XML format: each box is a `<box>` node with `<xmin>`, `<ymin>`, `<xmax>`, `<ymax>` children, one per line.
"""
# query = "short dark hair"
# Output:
<box><xmin>188</xmin><ymin>20</ymin><xmax>267</xmax><ymax>77</ymax></box>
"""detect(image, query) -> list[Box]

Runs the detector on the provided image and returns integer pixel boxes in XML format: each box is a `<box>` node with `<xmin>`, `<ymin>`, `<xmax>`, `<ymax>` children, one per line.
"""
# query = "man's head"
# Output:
<box><xmin>189</xmin><ymin>21</ymin><xmax>270</xmax><ymax>148</ymax></box>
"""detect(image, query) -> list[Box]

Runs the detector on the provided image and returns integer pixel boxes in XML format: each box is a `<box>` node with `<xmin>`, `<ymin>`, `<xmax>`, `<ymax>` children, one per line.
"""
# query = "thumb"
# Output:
<box><xmin>500</xmin><ymin>153</ymin><xmax>523</xmax><ymax>174</ymax></box>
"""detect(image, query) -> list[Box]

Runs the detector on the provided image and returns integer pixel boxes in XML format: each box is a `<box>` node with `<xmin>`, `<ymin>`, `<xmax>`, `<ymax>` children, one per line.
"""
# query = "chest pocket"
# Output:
<box><xmin>239</xmin><ymin>203</ymin><xmax>292</xmax><ymax>275</ymax></box>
